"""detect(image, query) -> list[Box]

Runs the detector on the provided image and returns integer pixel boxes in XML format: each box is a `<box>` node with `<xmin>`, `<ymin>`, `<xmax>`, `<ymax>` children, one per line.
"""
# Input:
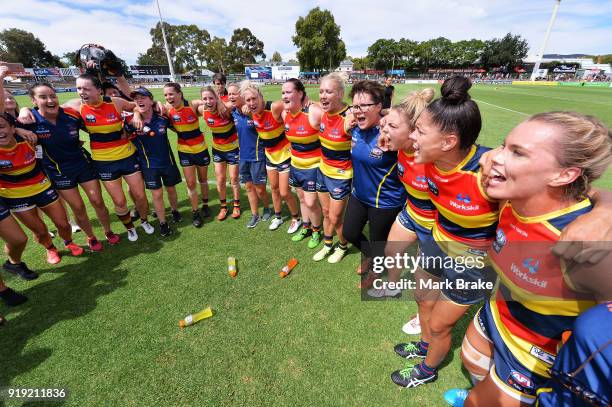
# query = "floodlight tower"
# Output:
<box><xmin>156</xmin><ymin>0</ymin><xmax>176</xmax><ymax>81</ymax></box>
<box><xmin>530</xmin><ymin>0</ymin><xmax>561</xmax><ymax>81</ymax></box>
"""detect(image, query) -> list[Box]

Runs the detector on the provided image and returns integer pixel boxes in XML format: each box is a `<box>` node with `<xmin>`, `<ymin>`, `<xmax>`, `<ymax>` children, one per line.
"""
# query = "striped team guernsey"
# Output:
<box><xmin>425</xmin><ymin>144</ymin><xmax>499</xmax><ymax>256</ymax></box>
<box><xmin>203</xmin><ymin>110</ymin><xmax>239</xmax><ymax>152</ymax></box>
<box><xmin>397</xmin><ymin>149</ymin><xmax>435</xmax><ymax>230</ymax></box>
<box><xmin>252</xmin><ymin>101</ymin><xmax>291</xmax><ymax>164</ymax></box>
<box><xmin>319</xmin><ymin>106</ymin><xmax>352</xmax><ymax>179</ymax></box>
<box><xmin>488</xmin><ymin>200</ymin><xmax>595</xmax><ymax>378</ymax></box>
<box><xmin>284</xmin><ymin>106</ymin><xmax>321</xmax><ymax>170</ymax></box>
<box><xmin>80</xmin><ymin>97</ymin><xmax>135</xmax><ymax>161</ymax></box>
<box><xmin>0</xmin><ymin>136</ymin><xmax>51</xmax><ymax>198</ymax></box>
<box><xmin>167</xmin><ymin>101</ymin><xmax>207</xmax><ymax>154</ymax></box>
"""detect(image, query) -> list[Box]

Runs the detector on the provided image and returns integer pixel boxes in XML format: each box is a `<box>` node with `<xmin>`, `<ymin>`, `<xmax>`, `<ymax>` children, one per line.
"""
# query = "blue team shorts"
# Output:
<box><xmin>212</xmin><ymin>148</ymin><xmax>239</xmax><ymax>165</ymax></box>
<box><xmin>44</xmin><ymin>158</ymin><xmax>99</xmax><ymax>190</ymax></box>
<box><xmin>289</xmin><ymin>165</ymin><xmax>318</xmax><ymax>193</ymax></box>
<box><xmin>239</xmin><ymin>160</ymin><xmax>267</xmax><ymax>185</ymax></box>
<box><xmin>477</xmin><ymin>303</ymin><xmax>549</xmax><ymax>404</ymax></box>
<box><xmin>265</xmin><ymin>156</ymin><xmax>291</xmax><ymax>173</ymax></box>
<box><xmin>315</xmin><ymin>169</ymin><xmax>351</xmax><ymax>200</ymax></box>
<box><xmin>142</xmin><ymin>164</ymin><xmax>182</xmax><ymax>190</ymax></box>
<box><xmin>0</xmin><ymin>199</ymin><xmax>11</xmax><ymax>221</ymax></box>
<box><xmin>3</xmin><ymin>185</ymin><xmax>59</xmax><ymax>212</ymax></box>
<box><xmin>178</xmin><ymin>150</ymin><xmax>211</xmax><ymax>168</ymax></box>
<box><xmin>396</xmin><ymin>203</ymin><xmax>433</xmax><ymax>243</ymax></box>
<box><xmin>94</xmin><ymin>154</ymin><xmax>141</xmax><ymax>182</ymax></box>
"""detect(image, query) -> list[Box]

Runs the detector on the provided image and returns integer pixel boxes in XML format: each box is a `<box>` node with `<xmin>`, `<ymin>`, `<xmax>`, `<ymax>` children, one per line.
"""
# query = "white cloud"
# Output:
<box><xmin>1</xmin><ymin>0</ymin><xmax>611</xmax><ymax>66</ymax></box>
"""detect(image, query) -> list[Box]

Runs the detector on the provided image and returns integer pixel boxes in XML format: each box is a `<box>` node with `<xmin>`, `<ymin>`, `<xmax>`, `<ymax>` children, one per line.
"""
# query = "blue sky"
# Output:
<box><xmin>1</xmin><ymin>0</ymin><xmax>611</xmax><ymax>65</ymax></box>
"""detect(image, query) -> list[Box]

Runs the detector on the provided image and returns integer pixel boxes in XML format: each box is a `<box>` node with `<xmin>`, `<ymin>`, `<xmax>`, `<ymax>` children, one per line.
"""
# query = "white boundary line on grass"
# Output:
<box><xmin>473</xmin><ymin>99</ymin><xmax>529</xmax><ymax>117</ymax></box>
<box><xmin>493</xmin><ymin>88</ymin><xmax>612</xmax><ymax>107</ymax></box>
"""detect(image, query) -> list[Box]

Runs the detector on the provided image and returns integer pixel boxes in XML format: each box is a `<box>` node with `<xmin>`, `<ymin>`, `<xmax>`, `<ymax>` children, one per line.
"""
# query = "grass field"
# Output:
<box><xmin>1</xmin><ymin>84</ymin><xmax>611</xmax><ymax>406</ymax></box>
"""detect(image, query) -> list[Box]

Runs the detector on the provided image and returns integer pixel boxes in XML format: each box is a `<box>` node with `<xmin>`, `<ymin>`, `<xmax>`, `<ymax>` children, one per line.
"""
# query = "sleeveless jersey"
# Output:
<box><xmin>203</xmin><ymin>110</ymin><xmax>239</xmax><ymax>152</ymax></box>
<box><xmin>0</xmin><ymin>137</ymin><xmax>50</xmax><ymax>198</ymax></box>
<box><xmin>319</xmin><ymin>107</ymin><xmax>352</xmax><ymax>179</ymax></box>
<box><xmin>167</xmin><ymin>101</ymin><xmax>207</xmax><ymax>155</ymax></box>
<box><xmin>489</xmin><ymin>200</ymin><xmax>595</xmax><ymax>377</ymax></box>
<box><xmin>284</xmin><ymin>107</ymin><xmax>321</xmax><ymax>170</ymax></box>
<box><xmin>252</xmin><ymin>101</ymin><xmax>291</xmax><ymax>164</ymax></box>
<box><xmin>425</xmin><ymin>145</ymin><xmax>499</xmax><ymax>256</ymax></box>
<box><xmin>397</xmin><ymin>149</ymin><xmax>435</xmax><ymax>229</ymax></box>
<box><xmin>80</xmin><ymin>96</ymin><xmax>135</xmax><ymax>161</ymax></box>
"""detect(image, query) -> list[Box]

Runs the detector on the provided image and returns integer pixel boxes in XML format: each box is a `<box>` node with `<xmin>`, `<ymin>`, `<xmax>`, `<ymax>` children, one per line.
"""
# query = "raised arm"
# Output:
<box><xmin>0</xmin><ymin>64</ymin><xmax>8</xmax><ymax>113</ymax></box>
<box><xmin>114</xmin><ymin>75</ymin><xmax>132</xmax><ymax>100</ymax></box>
<box><xmin>111</xmin><ymin>96</ymin><xmax>136</xmax><ymax>113</ymax></box>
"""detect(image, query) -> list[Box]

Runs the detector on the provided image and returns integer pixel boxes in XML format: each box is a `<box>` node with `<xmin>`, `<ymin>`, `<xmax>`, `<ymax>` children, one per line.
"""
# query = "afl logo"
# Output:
<box><xmin>397</xmin><ymin>162</ymin><xmax>405</xmax><ymax>178</ymax></box>
<box><xmin>319</xmin><ymin>124</ymin><xmax>325</xmax><ymax>132</ymax></box>
<box><xmin>284</xmin><ymin>124</ymin><xmax>290</xmax><ymax>132</ymax></box>
<box><xmin>85</xmin><ymin>114</ymin><xmax>96</xmax><ymax>123</ymax></box>
<box><xmin>493</xmin><ymin>228</ymin><xmax>506</xmax><ymax>253</ymax></box>
<box><xmin>508</xmin><ymin>370</ymin><xmax>534</xmax><ymax>392</ymax></box>
<box><xmin>427</xmin><ymin>178</ymin><xmax>439</xmax><ymax>196</ymax></box>
<box><xmin>172</xmin><ymin>115</ymin><xmax>181</xmax><ymax>122</ymax></box>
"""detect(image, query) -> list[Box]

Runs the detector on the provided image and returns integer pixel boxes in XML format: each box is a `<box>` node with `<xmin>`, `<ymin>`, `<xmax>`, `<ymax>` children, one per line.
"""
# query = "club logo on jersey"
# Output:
<box><xmin>427</xmin><ymin>178</ymin><xmax>439</xmax><ymax>196</ymax></box>
<box><xmin>247</xmin><ymin>119</ymin><xmax>254</xmax><ymax>127</ymax></box>
<box><xmin>172</xmin><ymin>115</ymin><xmax>181</xmax><ymax>122</ymax></box>
<box><xmin>106</xmin><ymin>113</ymin><xmax>117</xmax><ymax>121</ymax></box>
<box><xmin>207</xmin><ymin>118</ymin><xmax>215</xmax><ymax>125</ymax></box>
<box><xmin>522</xmin><ymin>258</ymin><xmax>540</xmax><ymax>274</ymax></box>
<box><xmin>187</xmin><ymin>115</ymin><xmax>196</xmax><ymax>122</ymax></box>
<box><xmin>85</xmin><ymin>114</ymin><xmax>96</xmax><ymax>123</ymax></box>
<box><xmin>264</xmin><ymin>120</ymin><xmax>272</xmax><ymax>128</ymax></box>
<box><xmin>493</xmin><ymin>228</ymin><xmax>506</xmax><ymax>253</ymax></box>
<box><xmin>369</xmin><ymin>147</ymin><xmax>383</xmax><ymax>159</ymax></box>
<box><xmin>397</xmin><ymin>162</ymin><xmax>405</xmax><ymax>178</ymax></box>
<box><xmin>507</xmin><ymin>370</ymin><xmax>534</xmax><ymax>394</ymax></box>
<box><xmin>24</xmin><ymin>151</ymin><xmax>35</xmax><ymax>162</ymax></box>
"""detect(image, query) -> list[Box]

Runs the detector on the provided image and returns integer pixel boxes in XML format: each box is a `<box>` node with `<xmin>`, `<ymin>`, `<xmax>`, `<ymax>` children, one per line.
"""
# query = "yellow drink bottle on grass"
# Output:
<box><xmin>228</xmin><ymin>256</ymin><xmax>237</xmax><ymax>278</ymax></box>
<box><xmin>179</xmin><ymin>307</ymin><xmax>213</xmax><ymax>328</ymax></box>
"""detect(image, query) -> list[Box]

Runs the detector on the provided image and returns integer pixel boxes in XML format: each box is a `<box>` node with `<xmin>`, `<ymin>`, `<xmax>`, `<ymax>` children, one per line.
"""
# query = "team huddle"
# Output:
<box><xmin>1</xmin><ymin>63</ymin><xmax>612</xmax><ymax>406</ymax></box>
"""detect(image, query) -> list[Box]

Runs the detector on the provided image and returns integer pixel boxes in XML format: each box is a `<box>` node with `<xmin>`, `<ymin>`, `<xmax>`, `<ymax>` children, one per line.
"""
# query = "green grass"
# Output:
<box><xmin>1</xmin><ymin>84</ymin><xmax>611</xmax><ymax>406</ymax></box>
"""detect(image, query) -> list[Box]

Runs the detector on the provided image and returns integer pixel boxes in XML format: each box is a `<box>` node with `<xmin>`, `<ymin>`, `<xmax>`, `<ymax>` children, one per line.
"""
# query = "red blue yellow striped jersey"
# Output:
<box><xmin>488</xmin><ymin>199</ymin><xmax>595</xmax><ymax>377</ymax></box>
<box><xmin>80</xmin><ymin>97</ymin><xmax>135</xmax><ymax>161</ymax></box>
<box><xmin>319</xmin><ymin>107</ymin><xmax>352</xmax><ymax>179</ymax></box>
<box><xmin>0</xmin><ymin>137</ymin><xmax>51</xmax><ymax>198</ymax></box>
<box><xmin>425</xmin><ymin>145</ymin><xmax>499</xmax><ymax>253</ymax></box>
<box><xmin>167</xmin><ymin>101</ymin><xmax>207</xmax><ymax>155</ymax></box>
<box><xmin>203</xmin><ymin>110</ymin><xmax>239</xmax><ymax>152</ymax></box>
<box><xmin>284</xmin><ymin>107</ymin><xmax>321</xmax><ymax>170</ymax></box>
<box><xmin>252</xmin><ymin>101</ymin><xmax>291</xmax><ymax>165</ymax></box>
<box><xmin>397</xmin><ymin>149</ymin><xmax>435</xmax><ymax>229</ymax></box>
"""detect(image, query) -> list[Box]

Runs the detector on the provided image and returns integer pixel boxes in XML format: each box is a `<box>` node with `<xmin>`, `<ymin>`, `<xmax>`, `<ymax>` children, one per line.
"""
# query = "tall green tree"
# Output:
<box><xmin>138</xmin><ymin>22</ymin><xmax>210</xmax><ymax>71</ymax></box>
<box><xmin>272</xmin><ymin>51</ymin><xmax>283</xmax><ymax>64</ymax></box>
<box><xmin>480</xmin><ymin>33</ymin><xmax>529</xmax><ymax>69</ymax></box>
<box><xmin>351</xmin><ymin>56</ymin><xmax>370</xmax><ymax>70</ymax></box>
<box><xmin>206</xmin><ymin>37</ymin><xmax>232</xmax><ymax>74</ymax></box>
<box><xmin>367</xmin><ymin>39</ymin><xmax>401</xmax><ymax>70</ymax></box>
<box><xmin>228</xmin><ymin>28</ymin><xmax>266</xmax><ymax>72</ymax></box>
<box><xmin>292</xmin><ymin>7</ymin><xmax>346</xmax><ymax>71</ymax></box>
<box><xmin>0</xmin><ymin>28</ymin><xmax>62</xmax><ymax>67</ymax></box>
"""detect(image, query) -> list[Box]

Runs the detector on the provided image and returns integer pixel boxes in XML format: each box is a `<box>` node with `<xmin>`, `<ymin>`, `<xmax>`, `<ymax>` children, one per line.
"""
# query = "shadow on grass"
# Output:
<box><xmin>0</xmin><ymin>229</ymin><xmax>164</xmax><ymax>391</ymax></box>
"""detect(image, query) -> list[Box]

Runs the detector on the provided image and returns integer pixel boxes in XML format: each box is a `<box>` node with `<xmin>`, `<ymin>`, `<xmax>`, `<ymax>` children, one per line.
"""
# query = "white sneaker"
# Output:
<box><xmin>402</xmin><ymin>315</ymin><xmax>421</xmax><ymax>335</ymax></box>
<box><xmin>328</xmin><ymin>245</ymin><xmax>348</xmax><ymax>264</ymax></box>
<box><xmin>367</xmin><ymin>287</ymin><xmax>402</xmax><ymax>298</ymax></box>
<box><xmin>141</xmin><ymin>221</ymin><xmax>155</xmax><ymax>235</ymax></box>
<box><xmin>269</xmin><ymin>217</ymin><xmax>284</xmax><ymax>231</ymax></box>
<box><xmin>287</xmin><ymin>218</ymin><xmax>302</xmax><ymax>234</ymax></box>
<box><xmin>70</xmin><ymin>220</ymin><xmax>81</xmax><ymax>233</ymax></box>
<box><xmin>127</xmin><ymin>227</ymin><xmax>139</xmax><ymax>242</ymax></box>
<box><xmin>313</xmin><ymin>245</ymin><xmax>333</xmax><ymax>262</ymax></box>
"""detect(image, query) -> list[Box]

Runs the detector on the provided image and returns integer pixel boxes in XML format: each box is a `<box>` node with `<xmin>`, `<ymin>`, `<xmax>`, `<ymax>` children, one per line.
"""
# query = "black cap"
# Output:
<box><xmin>130</xmin><ymin>87</ymin><xmax>153</xmax><ymax>99</ymax></box>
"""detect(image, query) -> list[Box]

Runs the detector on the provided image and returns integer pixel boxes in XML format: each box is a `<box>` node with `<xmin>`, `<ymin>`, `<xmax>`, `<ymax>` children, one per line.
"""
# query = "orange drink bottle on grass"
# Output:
<box><xmin>279</xmin><ymin>258</ymin><xmax>298</xmax><ymax>278</ymax></box>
